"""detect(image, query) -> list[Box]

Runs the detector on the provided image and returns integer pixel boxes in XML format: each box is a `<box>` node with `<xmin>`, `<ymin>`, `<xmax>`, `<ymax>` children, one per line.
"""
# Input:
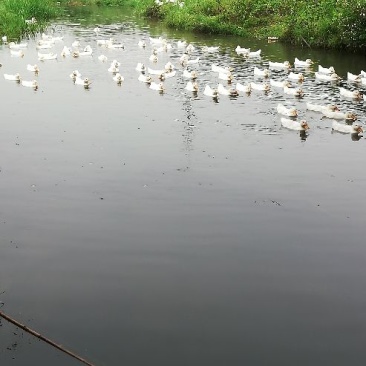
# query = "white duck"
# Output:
<box><xmin>21</xmin><ymin>80</ymin><xmax>38</xmax><ymax>89</ymax></box>
<box><xmin>288</xmin><ymin>72</ymin><xmax>304</xmax><ymax>82</ymax></box>
<box><xmin>138</xmin><ymin>40</ymin><xmax>146</xmax><ymax>48</ymax></box>
<box><xmin>10</xmin><ymin>49</ymin><xmax>24</xmax><ymax>57</ymax></box>
<box><xmin>185</xmin><ymin>81</ymin><xmax>199</xmax><ymax>92</ymax></box>
<box><xmin>250</xmin><ymin>82</ymin><xmax>270</xmax><ymax>91</ymax></box>
<box><xmin>98</xmin><ymin>54</ymin><xmax>108</xmax><ymax>62</ymax></box>
<box><xmin>318</xmin><ymin>65</ymin><xmax>335</xmax><ymax>74</ymax></box>
<box><xmin>315</xmin><ymin>72</ymin><xmax>340</xmax><ymax>81</ymax></box>
<box><xmin>269</xmin><ymin>60</ymin><xmax>291</xmax><ymax>69</ymax></box>
<box><xmin>236</xmin><ymin>83</ymin><xmax>251</xmax><ymax>93</ymax></box>
<box><xmin>339</xmin><ymin>87</ymin><xmax>362</xmax><ymax>100</ymax></box>
<box><xmin>70</xmin><ymin>70</ymin><xmax>82</xmax><ymax>79</ymax></box>
<box><xmin>217</xmin><ymin>83</ymin><xmax>239</xmax><ymax>96</ymax></box>
<box><xmin>270</xmin><ymin>79</ymin><xmax>291</xmax><ymax>88</ymax></box>
<box><xmin>136</xmin><ymin>63</ymin><xmax>146</xmax><ymax>72</ymax></box>
<box><xmin>149</xmin><ymin>82</ymin><xmax>164</xmax><ymax>92</ymax></box>
<box><xmin>294</xmin><ymin>58</ymin><xmax>313</xmax><ymax>67</ymax></box>
<box><xmin>36</xmin><ymin>42</ymin><xmax>53</xmax><ymax>50</ymax></box>
<box><xmin>347</xmin><ymin>72</ymin><xmax>361</xmax><ymax>83</ymax></box>
<box><xmin>9</xmin><ymin>42</ymin><xmax>27</xmax><ymax>49</ymax></box>
<box><xmin>78</xmin><ymin>45</ymin><xmax>93</xmax><ymax>56</ymax></box>
<box><xmin>202</xmin><ymin>46</ymin><xmax>219</xmax><ymax>53</ymax></box>
<box><xmin>38</xmin><ymin>52</ymin><xmax>57</xmax><ymax>61</ymax></box>
<box><xmin>281</xmin><ymin>118</ymin><xmax>310</xmax><ymax>131</ymax></box>
<box><xmin>218</xmin><ymin>72</ymin><xmax>233</xmax><ymax>82</ymax></box>
<box><xmin>183</xmin><ymin>70</ymin><xmax>198</xmax><ymax>79</ymax></box>
<box><xmin>235</xmin><ymin>45</ymin><xmax>250</xmax><ymax>55</ymax></box>
<box><xmin>108</xmin><ymin>64</ymin><xmax>119</xmax><ymax>73</ymax></box>
<box><xmin>332</xmin><ymin>121</ymin><xmax>363</xmax><ymax>134</ymax></box>
<box><xmin>4</xmin><ymin>73</ymin><xmax>21</xmax><ymax>81</ymax></box>
<box><xmin>322</xmin><ymin>109</ymin><xmax>357</xmax><ymax>122</ymax></box>
<box><xmin>203</xmin><ymin>85</ymin><xmax>219</xmax><ymax>98</ymax></box>
<box><xmin>164</xmin><ymin>62</ymin><xmax>175</xmax><ymax>72</ymax></box>
<box><xmin>148</xmin><ymin>67</ymin><xmax>165</xmax><ymax>75</ymax></box>
<box><xmin>211</xmin><ymin>64</ymin><xmax>233</xmax><ymax>74</ymax></box>
<box><xmin>277</xmin><ymin>103</ymin><xmax>298</xmax><ymax>117</ymax></box>
<box><xmin>149</xmin><ymin>36</ymin><xmax>165</xmax><ymax>45</ymax></box>
<box><xmin>163</xmin><ymin>70</ymin><xmax>176</xmax><ymax>79</ymax></box>
<box><xmin>177</xmin><ymin>40</ymin><xmax>187</xmax><ymax>48</ymax></box>
<box><xmin>186</xmin><ymin>43</ymin><xmax>195</xmax><ymax>53</ymax></box>
<box><xmin>149</xmin><ymin>54</ymin><xmax>158</xmax><ymax>63</ymax></box>
<box><xmin>113</xmin><ymin>73</ymin><xmax>124</xmax><ymax>84</ymax></box>
<box><xmin>283</xmin><ymin>86</ymin><xmax>304</xmax><ymax>97</ymax></box>
<box><xmin>27</xmin><ymin>64</ymin><xmax>39</xmax><ymax>73</ymax></box>
<box><xmin>61</xmin><ymin>46</ymin><xmax>71</xmax><ymax>57</ymax></box>
<box><xmin>97</xmin><ymin>38</ymin><xmax>113</xmax><ymax>47</ymax></box>
<box><xmin>186</xmin><ymin>57</ymin><xmax>200</xmax><ymax>65</ymax></box>
<box><xmin>248</xmin><ymin>49</ymin><xmax>261</xmax><ymax>58</ymax></box>
<box><xmin>254</xmin><ymin>66</ymin><xmax>270</xmax><ymax>78</ymax></box>
<box><xmin>74</xmin><ymin>76</ymin><xmax>92</xmax><ymax>88</ymax></box>
<box><xmin>306</xmin><ymin>102</ymin><xmax>339</xmax><ymax>113</ymax></box>
<box><xmin>138</xmin><ymin>74</ymin><xmax>152</xmax><ymax>83</ymax></box>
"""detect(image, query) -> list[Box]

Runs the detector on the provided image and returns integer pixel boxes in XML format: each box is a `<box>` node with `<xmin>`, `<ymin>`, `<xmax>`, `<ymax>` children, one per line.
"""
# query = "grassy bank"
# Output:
<box><xmin>69</xmin><ymin>0</ymin><xmax>365</xmax><ymax>50</ymax></box>
<box><xmin>134</xmin><ymin>0</ymin><xmax>366</xmax><ymax>50</ymax></box>
<box><xmin>0</xmin><ymin>0</ymin><xmax>60</xmax><ymax>40</ymax></box>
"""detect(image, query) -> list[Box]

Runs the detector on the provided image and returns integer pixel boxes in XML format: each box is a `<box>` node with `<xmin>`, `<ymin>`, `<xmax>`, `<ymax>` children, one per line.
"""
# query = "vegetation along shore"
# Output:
<box><xmin>2</xmin><ymin>0</ymin><xmax>366</xmax><ymax>51</ymax></box>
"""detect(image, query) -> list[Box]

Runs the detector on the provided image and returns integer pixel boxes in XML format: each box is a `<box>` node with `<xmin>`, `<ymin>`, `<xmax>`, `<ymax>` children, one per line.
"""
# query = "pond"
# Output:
<box><xmin>1</xmin><ymin>5</ymin><xmax>366</xmax><ymax>366</ymax></box>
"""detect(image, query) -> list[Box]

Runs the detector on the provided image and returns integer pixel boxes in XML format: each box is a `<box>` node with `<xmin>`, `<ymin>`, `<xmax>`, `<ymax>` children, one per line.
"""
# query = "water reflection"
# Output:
<box><xmin>1</xmin><ymin>6</ymin><xmax>366</xmax><ymax>366</ymax></box>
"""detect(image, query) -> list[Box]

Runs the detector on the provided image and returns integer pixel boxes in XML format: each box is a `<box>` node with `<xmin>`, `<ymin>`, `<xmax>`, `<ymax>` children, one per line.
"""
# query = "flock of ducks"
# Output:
<box><xmin>1</xmin><ymin>28</ymin><xmax>365</xmax><ymax>139</ymax></box>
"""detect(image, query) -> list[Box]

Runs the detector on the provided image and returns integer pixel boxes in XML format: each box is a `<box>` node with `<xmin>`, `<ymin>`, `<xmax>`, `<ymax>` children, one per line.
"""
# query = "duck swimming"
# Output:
<box><xmin>113</xmin><ymin>73</ymin><xmax>124</xmax><ymax>84</ymax></box>
<box><xmin>306</xmin><ymin>102</ymin><xmax>339</xmax><ymax>113</ymax></box>
<box><xmin>322</xmin><ymin>109</ymin><xmax>357</xmax><ymax>122</ymax></box>
<box><xmin>185</xmin><ymin>81</ymin><xmax>199</xmax><ymax>92</ymax></box>
<box><xmin>149</xmin><ymin>82</ymin><xmax>164</xmax><ymax>92</ymax></box>
<box><xmin>315</xmin><ymin>72</ymin><xmax>340</xmax><ymax>81</ymax></box>
<box><xmin>203</xmin><ymin>85</ymin><xmax>219</xmax><ymax>98</ymax></box>
<box><xmin>21</xmin><ymin>80</ymin><xmax>38</xmax><ymax>89</ymax></box>
<box><xmin>250</xmin><ymin>82</ymin><xmax>270</xmax><ymax>92</ymax></box>
<box><xmin>288</xmin><ymin>72</ymin><xmax>305</xmax><ymax>82</ymax></box>
<box><xmin>294</xmin><ymin>58</ymin><xmax>313</xmax><ymax>67</ymax></box>
<box><xmin>217</xmin><ymin>83</ymin><xmax>239</xmax><ymax>96</ymax></box>
<box><xmin>283</xmin><ymin>86</ymin><xmax>304</xmax><ymax>97</ymax></box>
<box><xmin>183</xmin><ymin>70</ymin><xmax>198</xmax><ymax>79</ymax></box>
<box><xmin>269</xmin><ymin>60</ymin><xmax>291</xmax><ymax>69</ymax></box>
<box><xmin>277</xmin><ymin>103</ymin><xmax>298</xmax><ymax>117</ymax></box>
<box><xmin>138</xmin><ymin>74</ymin><xmax>152</xmax><ymax>83</ymax></box>
<box><xmin>281</xmin><ymin>118</ymin><xmax>310</xmax><ymax>131</ymax></box>
<box><xmin>339</xmin><ymin>87</ymin><xmax>362</xmax><ymax>100</ymax></box>
<box><xmin>235</xmin><ymin>82</ymin><xmax>251</xmax><ymax>94</ymax></box>
<box><xmin>74</xmin><ymin>76</ymin><xmax>92</xmax><ymax>89</ymax></box>
<box><xmin>332</xmin><ymin>121</ymin><xmax>363</xmax><ymax>134</ymax></box>
<box><xmin>38</xmin><ymin>52</ymin><xmax>57</xmax><ymax>61</ymax></box>
<box><xmin>318</xmin><ymin>65</ymin><xmax>335</xmax><ymax>74</ymax></box>
<box><xmin>27</xmin><ymin>64</ymin><xmax>39</xmax><ymax>73</ymax></box>
<box><xmin>4</xmin><ymin>73</ymin><xmax>21</xmax><ymax>82</ymax></box>
<box><xmin>254</xmin><ymin>66</ymin><xmax>270</xmax><ymax>78</ymax></box>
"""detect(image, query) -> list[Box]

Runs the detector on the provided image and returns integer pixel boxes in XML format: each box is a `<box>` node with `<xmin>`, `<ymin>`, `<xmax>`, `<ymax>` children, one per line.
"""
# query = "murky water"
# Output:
<box><xmin>1</xmin><ymin>6</ymin><xmax>366</xmax><ymax>366</ymax></box>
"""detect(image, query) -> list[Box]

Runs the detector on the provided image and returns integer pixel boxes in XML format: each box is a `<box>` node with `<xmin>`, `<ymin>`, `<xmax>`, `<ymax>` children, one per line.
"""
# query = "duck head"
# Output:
<box><xmin>300</xmin><ymin>120</ymin><xmax>310</xmax><ymax>130</ymax></box>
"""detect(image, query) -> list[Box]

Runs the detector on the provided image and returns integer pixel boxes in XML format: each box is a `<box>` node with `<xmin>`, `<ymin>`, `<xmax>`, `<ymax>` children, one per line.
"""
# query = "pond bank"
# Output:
<box><xmin>0</xmin><ymin>0</ymin><xmax>60</xmax><ymax>40</ymax></box>
<box><xmin>59</xmin><ymin>0</ymin><xmax>366</xmax><ymax>51</ymax></box>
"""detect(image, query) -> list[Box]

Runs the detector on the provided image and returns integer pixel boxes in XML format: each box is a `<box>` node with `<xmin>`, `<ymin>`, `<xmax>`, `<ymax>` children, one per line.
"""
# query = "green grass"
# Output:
<box><xmin>132</xmin><ymin>0</ymin><xmax>366</xmax><ymax>50</ymax></box>
<box><xmin>0</xmin><ymin>0</ymin><xmax>60</xmax><ymax>40</ymax></box>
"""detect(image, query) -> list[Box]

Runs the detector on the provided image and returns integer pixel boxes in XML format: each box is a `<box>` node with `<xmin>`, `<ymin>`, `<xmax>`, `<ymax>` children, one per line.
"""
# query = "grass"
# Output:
<box><xmin>132</xmin><ymin>0</ymin><xmax>366</xmax><ymax>50</ymax></box>
<box><xmin>0</xmin><ymin>0</ymin><xmax>60</xmax><ymax>40</ymax></box>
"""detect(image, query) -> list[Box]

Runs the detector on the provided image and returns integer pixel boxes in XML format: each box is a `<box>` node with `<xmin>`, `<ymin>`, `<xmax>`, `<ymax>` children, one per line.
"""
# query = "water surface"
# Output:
<box><xmin>1</xmin><ymin>6</ymin><xmax>366</xmax><ymax>366</ymax></box>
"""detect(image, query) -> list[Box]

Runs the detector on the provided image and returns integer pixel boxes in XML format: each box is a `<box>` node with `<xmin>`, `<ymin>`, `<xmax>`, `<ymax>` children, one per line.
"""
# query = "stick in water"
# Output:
<box><xmin>0</xmin><ymin>310</ymin><xmax>97</xmax><ymax>366</ymax></box>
